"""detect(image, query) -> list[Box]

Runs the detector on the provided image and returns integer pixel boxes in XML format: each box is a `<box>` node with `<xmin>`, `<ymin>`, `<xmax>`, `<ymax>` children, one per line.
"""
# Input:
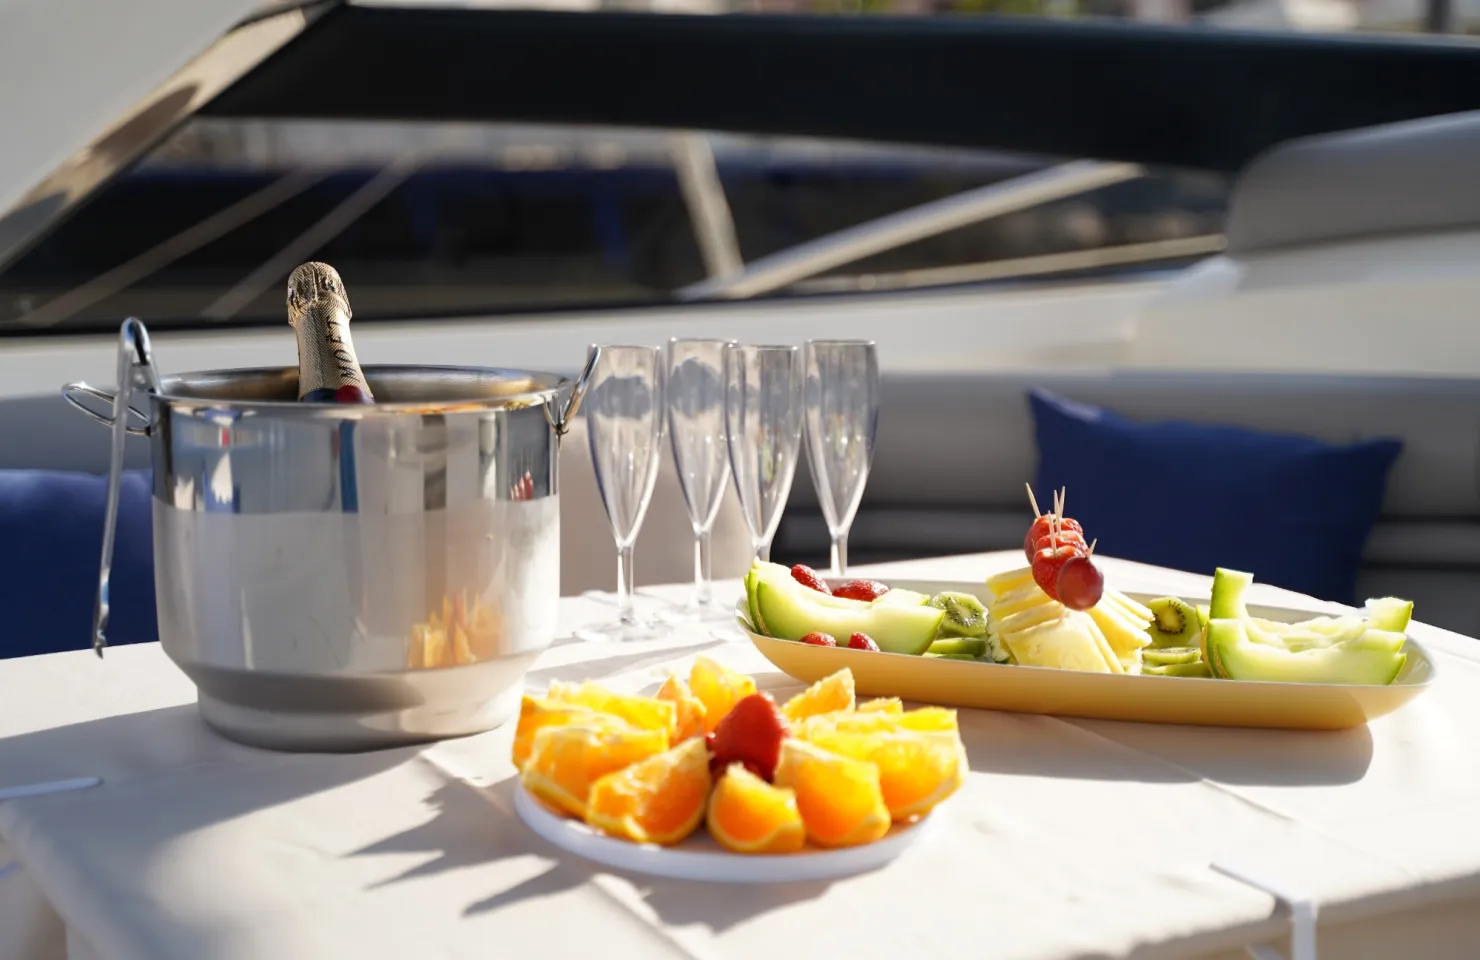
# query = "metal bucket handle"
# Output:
<box><xmin>546</xmin><ymin>343</ymin><xmax>601</xmax><ymax>438</ymax></box>
<box><xmin>60</xmin><ymin>318</ymin><xmax>162</xmax><ymax>657</ymax></box>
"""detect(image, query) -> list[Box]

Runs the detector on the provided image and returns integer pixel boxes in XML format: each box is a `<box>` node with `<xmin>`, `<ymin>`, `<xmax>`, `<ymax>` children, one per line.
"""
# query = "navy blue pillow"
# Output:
<box><xmin>0</xmin><ymin>470</ymin><xmax>156</xmax><ymax>659</ymax></box>
<box><xmin>1028</xmin><ymin>389</ymin><xmax>1402</xmax><ymax>605</ymax></box>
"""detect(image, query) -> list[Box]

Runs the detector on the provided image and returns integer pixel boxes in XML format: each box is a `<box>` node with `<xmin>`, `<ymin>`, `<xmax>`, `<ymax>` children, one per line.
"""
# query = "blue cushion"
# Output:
<box><xmin>1028</xmin><ymin>389</ymin><xmax>1402</xmax><ymax>605</ymax></box>
<box><xmin>0</xmin><ymin>470</ymin><xmax>156</xmax><ymax>659</ymax></box>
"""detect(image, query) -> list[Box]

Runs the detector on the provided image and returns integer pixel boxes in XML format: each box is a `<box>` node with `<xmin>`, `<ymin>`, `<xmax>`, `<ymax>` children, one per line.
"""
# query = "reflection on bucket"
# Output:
<box><xmin>407</xmin><ymin>590</ymin><xmax>503</xmax><ymax>669</ymax></box>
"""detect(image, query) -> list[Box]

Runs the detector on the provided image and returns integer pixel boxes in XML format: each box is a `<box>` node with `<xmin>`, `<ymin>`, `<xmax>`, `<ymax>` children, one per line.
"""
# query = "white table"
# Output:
<box><xmin>4</xmin><ymin>552</ymin><xmax>1480</xmax><ymax>960</ymax></box>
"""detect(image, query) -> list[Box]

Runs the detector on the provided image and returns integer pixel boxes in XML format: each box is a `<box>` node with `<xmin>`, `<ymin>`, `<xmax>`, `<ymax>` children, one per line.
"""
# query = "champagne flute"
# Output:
<box><xmin>724</xmin><ymin>344</ymin><xmax>804</xmax><ymax>565</ymax></box>
<box><xmin>665</xmin><ymin>338</ymin><xmax>735</xmax><ymax>622</ymax></box>
<box><xmin>803</xmin><ymin>339</ymin><xmax>879</xmax><ymax>577</ymax></box>
<box><xmin>574</xmin><ymin>345</ymin><xmax>666</xmax><ymax>643</ymax></box>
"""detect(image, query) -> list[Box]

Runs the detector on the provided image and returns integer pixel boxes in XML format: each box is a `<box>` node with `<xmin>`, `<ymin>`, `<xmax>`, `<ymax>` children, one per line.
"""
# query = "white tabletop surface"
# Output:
<box><xmin>3</xmin><ymin>552</ymin><xmax>1480</xmax><ymax>960</ymax></box>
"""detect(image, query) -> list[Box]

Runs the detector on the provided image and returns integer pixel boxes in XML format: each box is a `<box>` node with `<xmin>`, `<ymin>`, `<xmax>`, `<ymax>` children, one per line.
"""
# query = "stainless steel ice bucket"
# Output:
<box><xmin>63</xmin><ymin>320</ymin><xmax>598</xmax><ymax>752</ymax></box>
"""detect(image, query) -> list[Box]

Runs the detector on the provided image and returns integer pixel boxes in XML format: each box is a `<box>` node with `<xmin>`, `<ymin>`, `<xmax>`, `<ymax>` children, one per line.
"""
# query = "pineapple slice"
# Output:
<box><xmin>1086</xmin><ymin>602</ymin><xmax>1152</xmax><ymax>659</ymax></box>
<box><xmin>1001</xmin><ymin>612</ymin><xmax>1113</xmax><ymax>673</ymax></box>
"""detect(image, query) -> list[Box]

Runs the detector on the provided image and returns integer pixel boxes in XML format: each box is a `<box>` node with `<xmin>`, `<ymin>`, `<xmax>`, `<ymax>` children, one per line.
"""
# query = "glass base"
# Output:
<box><xmin>656</xmin><ymin>594</ymin><xmax>736</xmax><ymax>626</ymax></box>
<box><xmin>572</xmin><ymin>617</ymin><xmax>665</xmax><ymax>643</ymax></box>
<box><xmin>707</xmin><ymin>623</ymin><xmax>751</xmax><ymax>644</ymax></box>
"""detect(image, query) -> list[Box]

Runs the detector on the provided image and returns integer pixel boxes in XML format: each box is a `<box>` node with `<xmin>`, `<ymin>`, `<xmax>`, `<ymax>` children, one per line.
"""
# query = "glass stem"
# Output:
<box><xmin>755</xmin><ymin>538</ymin><xmax>771</xmax><ymax>564</ymax></box>
<box><xmin>615</xmin><ymin>544</ymin><xmax>636</xmax><ymax>625</ymax></box>
<box><xmin>693</xmin><ymin>529</ymin><xmax>713</xmax><ymax>607</ymax></box>
<box><xmin>830</xmin><ymin>533</ymin><xmax>848</xmax><ymax>578</ymax></box>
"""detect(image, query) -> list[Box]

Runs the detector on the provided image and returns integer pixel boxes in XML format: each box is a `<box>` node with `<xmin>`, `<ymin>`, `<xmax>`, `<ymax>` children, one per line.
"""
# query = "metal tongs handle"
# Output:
<box><xmin>86</xmin><ymin>319</ymin><xmax>161</xmax><ymax>657</ymax></box>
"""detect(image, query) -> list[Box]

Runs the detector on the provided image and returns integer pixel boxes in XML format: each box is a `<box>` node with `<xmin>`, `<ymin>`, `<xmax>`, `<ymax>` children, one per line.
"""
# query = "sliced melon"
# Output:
<box><xmin>1208</xmin><ymin>568</ymin><xmax>1254</xmax><ymax>620</ymax></box>
<box><xmin>1366</xmin><ymin>597</ymin><xmax>1414</xmax><ymax>634</ymax></box>
<box><xmin>874</xmin><ymin>588</ymin><xmax>931</xmax><ymax>608</ymax></box>
<box><xmin>1205</xmin><ymin>619</ymin><xmax>1406</xmax><ymax>686</ymax></box>
<box><xmin>754</xmin><ymin>580</ymin><xmax>944</xmax><ymax>655</ymax></box>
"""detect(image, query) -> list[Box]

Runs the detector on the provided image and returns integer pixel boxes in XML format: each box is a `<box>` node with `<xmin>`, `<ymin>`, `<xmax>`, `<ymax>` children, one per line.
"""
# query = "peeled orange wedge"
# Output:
<box><xmin>707</xmin><ymin>763</ymin><xmax>806</xmax><ymax>854</ymax></box>
<box><xmin>802</xmin><ymin>727</ymin><xmax>966</xmax><ymax>822</ymax></box>
<box><xmin>587</xmin><ymin>738</ymin><xmax>712</xmax><ymax>846</ymax></box>
<box><xmin>774</xmin><ymin>739</ymin><xmax>891</xmax><ymax>848</ymax></box>
<box><xmin>689</xmin><ymin>657</ymin><xmax>757</xmax><ymax>734</ymax></box>
<box><xmin>545</xmin><ymin>680</ymin><xmax>679</xmax><ymax>741</ymax></box>
<box><xmin>655</xmin><ymin>675</ymin><xmax>708</xmax><ymax>743</ymax></box>
<box><xmin>857</xmin><ymin>697</ymin><xmax>903</xmax><ymax>715</ymax></box>
<box><xmin>781</xmin><ymin>669</ymin><xmax>856</xmax><ymax>723</ymax></box>
<box><xmin>512</xmin><ymin>695</ymin><xmax>618</xmax><ymax>772</ymax></box>
<box><xmin>521</xmin><ymin>722</ymin><xmax>669</xmax><ymax>819</ymax></box>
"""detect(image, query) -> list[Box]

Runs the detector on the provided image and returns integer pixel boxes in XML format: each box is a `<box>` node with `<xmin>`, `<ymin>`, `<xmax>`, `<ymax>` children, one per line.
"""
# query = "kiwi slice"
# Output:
<box><xmin>928</xmin><ymin>592</ymin><xmax>990</xmax><ymax>638</ymax></box>
<box><xmin>1144</xmin><ymin>660</ymin><xmax>1213</xmax><ymax>678</ymax></box>
<box><xmin>929</xmin><ymin>637</ymin><xmax>989</xmax><ymax>657</ymax></box>
<box><xmin>1146</xmin><ymin>597</ymin><xmax>1201</xmax><ymax>648</ymax></box>
<box><xmin>1142</xmin><ymin>646</ymin><xmax>1203</xmax><ymax>667</ymax></box>
<box><xmin>924</xmin><ymin>651</ymin><xmax>981</xmax><ymax>661</ymax></box>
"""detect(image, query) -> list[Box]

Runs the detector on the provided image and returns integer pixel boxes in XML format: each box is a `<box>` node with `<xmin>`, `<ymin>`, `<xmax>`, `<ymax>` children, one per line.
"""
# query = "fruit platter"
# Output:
<box><xmin>735</xmin><ymin>488</ymin><xmax>1436</xmax><ymax>731</ymax></box>
<box><xmin>511</xmin><ymin>658</ymin><xmax>965</xmax><ymax>882</ymax></box>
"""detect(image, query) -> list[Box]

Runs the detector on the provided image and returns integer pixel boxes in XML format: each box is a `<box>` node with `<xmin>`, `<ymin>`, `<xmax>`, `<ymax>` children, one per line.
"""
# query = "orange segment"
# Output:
<box><xmin>689</xmin><ymin>657</ymin><xmax>757</xmax><ymax>733</ymax></box>
<box><xmin>773</xmin><ymin>739</ymin><xmax>891</xmax><ymax>848</ymax></box>
<box><xmin>656</xmin><ymin>675</ymin><xmax>707</xmax><ymax>743</ymax></box>
<box><xmin>803</xmin><ymin>728</ymin><xmax>966</xmax><ymax>822</ymax></box>
<box><xmin>587</xmin><ymin>738</ymin><xmax>712</xmax><ymax>846</ymax></box>
<box><xmin>546</xmin><ymin>680</ymin><xmax>678</xmax><ymax>740</ymax></box>
<box><xmin>511</xmin><ymin>695</ymin><xmax>624</xmax><ymax>771</ymax></box>
<box><xmin>521</xmin><ymin>723</ymin><xmax>669</xmax><ymax>819</ymax></box>
<box><xmin>781</xmin><ymin>668</ymin><xmax>856</xmax><ymax>723</ymax></box>
<box><xmin>857</xmin><ymin>697</ymin><xmax>903</xmax><ymax>714</ymax></box>
<box><xmin>706</xmin><ymin>763</ymin><xmax>806</xmax><ymax>854</ymax></box>
<box><xmin>796</xmin><ymin>706</ymin><xmax>959</xmax><ymax>741</ymax></box>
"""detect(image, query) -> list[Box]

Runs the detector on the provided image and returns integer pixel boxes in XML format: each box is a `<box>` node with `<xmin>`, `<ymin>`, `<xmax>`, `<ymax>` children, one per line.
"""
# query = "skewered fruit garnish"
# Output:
<box><xmin>927</xmin><ymin>592</ymin><xmax>989</xmax><ymax>638</ymax></box>
<box><xmin>586</xmin><ymin>738</ymin><xmax>711</xmax><ymax>846</ymax></box>
<box><xmin>791</xmin><ymin>564</ymin><xmax>831</xmax><ymax>594</ymax></box>
<box><xmin>1201</xmin><ymin>567</ymin><xmax>1412</xmax><ymax>684</ymax></box>
<box><xmin>833</xmin><ymin>579</ymin><xmax>891</xmax><ymax>602</ymax></box>
<box><xmin>985</xmin><ymin>566</ymin><xmax>1151</xmax><ymax>672</ymax></box>
<box><xmin>1023</xmin><ymin>512</ymin><xmax>1086</xmax><ymax>560</ymax></box>
<box><xmin>513</xmin><ymin>667</ymin><xmax>962</xmax><ymax>855</ymax></box>
<box><xmin>709</xmin><ymin>692</ymin><xmax>789</xmax><ymax>781</ymax></box>
<box><xmin>1146</xmin><ymin>597</ymin><xmax>1202</xmax><ymax>648</ymax></box>
<box><xmin>1031</xmin><ymin>544</ymin><xmax>1081</xmax><ymax>601</ymax></box>
<box><xmin>847</xmin><ymin>632</ymin><xmax>881</xmax><ymax>651</ymax></box>
<box><xmin>1055</xmin><ymin>554</ymin><xmax>1104</xmax><ymax>611</ymax></box>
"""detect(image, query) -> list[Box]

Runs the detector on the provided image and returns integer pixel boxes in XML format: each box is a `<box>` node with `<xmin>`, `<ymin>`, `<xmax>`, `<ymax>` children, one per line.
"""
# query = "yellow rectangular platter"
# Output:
<box><xmin>740</xmin><ymin>580</ymin><xmax>1436</xmax><ymax>731</ymax></box>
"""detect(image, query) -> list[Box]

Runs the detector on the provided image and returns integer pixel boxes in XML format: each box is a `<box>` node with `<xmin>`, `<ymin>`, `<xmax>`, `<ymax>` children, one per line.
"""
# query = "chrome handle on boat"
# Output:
<box><xmin>61</xmin><ymin>319</ymin><xmax>162</xmax><ymax>657</ymax></box>
<box><xmin>546</xmin><ymin>343</ymin><xmax>601</xmax><ymax>439</ymax></box>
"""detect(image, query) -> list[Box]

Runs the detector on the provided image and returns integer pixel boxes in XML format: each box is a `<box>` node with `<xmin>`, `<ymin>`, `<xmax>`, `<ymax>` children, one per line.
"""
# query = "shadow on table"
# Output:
<box><xmin>354</xmin><ymin>774</ymin><xmax>831</xmax><ymax>933</ymax></box>
<box><xmin>1065</xmin><ymin>717</ymin><xmax>1375</xmax><ymax>787</ymax></box>
<box><xmin>0</xmin><ymin>704</ymin><xmax>418</xmax><ymax>954</ymax></box>
<box><xmin>956</xmin><ymin>709</ymin><xmax>1373</xmax><ymax>787</ymax></box>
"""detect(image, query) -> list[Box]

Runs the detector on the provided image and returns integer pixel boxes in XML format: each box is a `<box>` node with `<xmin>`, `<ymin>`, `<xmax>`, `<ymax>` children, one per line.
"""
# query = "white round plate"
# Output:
<box><xmin>514</xmin><ymin>784</ymin><xmax>940</xmax><ymax>883</ymax></box>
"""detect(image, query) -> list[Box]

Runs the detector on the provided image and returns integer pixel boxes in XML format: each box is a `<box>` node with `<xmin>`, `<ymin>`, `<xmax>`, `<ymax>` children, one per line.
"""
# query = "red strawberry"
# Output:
<box><xmin>799</xmin><ymin>632</ymin><xmax>837</xmax><ymax>647</ymax></box>
<box><xmin>1023</xmin><ymin>514</ymin><xmax>1086</xmax><ymax>560</ymax></box>
<box><xmin>790</xmin><ymin>564</ymin><xmax>831</xmax><ymax>594</ymax></box>
<box><xmin>708</xmin><ymin>692</ymin><xmax>789</xmax><ymax>781</ymax></box>
<box><xmin>847</xmin><ymin>632</ymin><xmax>880</xmax><ymax>651</ymax></box>
<box><xmin>832</xmin><ymin>580</ymin><xmax>890</xmax><ymax>602</ymax></box>
<box><xmin>1032</xmin><ymin>544</ymin><xmax>1084</xmax><ymax>601</ymax></box>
